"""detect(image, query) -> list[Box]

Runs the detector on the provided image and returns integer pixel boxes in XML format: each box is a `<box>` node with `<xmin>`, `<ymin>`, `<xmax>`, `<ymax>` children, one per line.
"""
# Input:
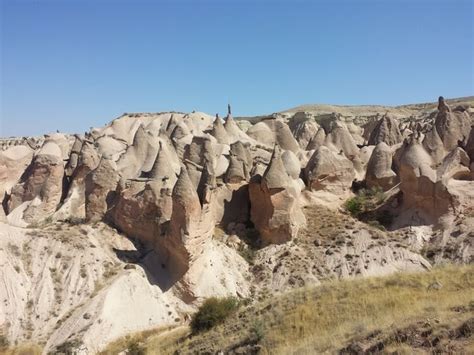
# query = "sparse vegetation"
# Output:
<box><xmin>129</xmin><ymin>264</ymin><xmax>474</xmax><ymax>354</ymax></box>
<box><xmin>127</xmin><ymin>339</ymin><xmax>146</xmax><ymax>355</ymax></box>
<box><xmin>0</xmin><ymin>334</ymin><xmax>9</xmax><ymax>350</ymax></box>
<box><xmin>64</xmin><ymin>217</ymin><xmax>85</xmax><ymax>225</ymax></box>
<box><xmin>345</xmin><ymin>187</ymin><xmax>384</xmax><ymax>217</ymax></box>
<box><xmin>53</xmin><ymin>339</ymin><xmax>83</xmax><ymax>355</ymax></box>
<box><xmin>345</xmin><ymin>187</ymin><xmax>395</xmax><ymax>228</ymax></box>
<box><xmin>190</xmin><ymin>296</ymin><xmax>240</xmax><ymax>333</ymax></box>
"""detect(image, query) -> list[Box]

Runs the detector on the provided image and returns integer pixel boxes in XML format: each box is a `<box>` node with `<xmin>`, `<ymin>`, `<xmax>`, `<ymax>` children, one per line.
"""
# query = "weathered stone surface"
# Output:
<box><xmin>434</xmin><ymin>107</ymin><xmax>471</xmax><ymax>151</ymax></box>
<box><xmin>85</xmin><ymin>157</ymin><xmax>119</xmax><ymax>222</ymax></box>
<box><xmin>367</xmin><ymin>114</ymin><xmax>402</xmax><ymax>146</ymax></box>
<box><xmin>366</xmin><ymin>142</ymin><xmax>397</xmax><ymax>190</ymax></box>
<box><xmin>249</xmin><ymin>145</ymin><xmax>305</xmax><ymax>246</ymax></box>
<box><xmin>304</xmin><ymin>146</ymin><xmax>355</xmax><ymax>193</ymax></box>
<box><xmin>7</xmin><ymin>141</ymin><xmax>65</xmax><ymax>223</ymax></box>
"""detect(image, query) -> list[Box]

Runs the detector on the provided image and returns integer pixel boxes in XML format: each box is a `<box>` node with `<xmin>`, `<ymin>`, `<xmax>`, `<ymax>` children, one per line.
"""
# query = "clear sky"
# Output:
<box><xmin>1</xmin><ymin>0</ymin><xmax>473</xmax><ymax>137</ymax></box>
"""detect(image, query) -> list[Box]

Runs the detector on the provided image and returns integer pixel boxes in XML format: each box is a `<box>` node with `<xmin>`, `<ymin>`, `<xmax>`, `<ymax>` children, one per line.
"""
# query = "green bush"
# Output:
<box><xmin>345</xmin><ymin>187</ymin><xmax>385</xmax><ymax>217</ymax></box>
<box><xmin>191</xmin><ymin>297</ymin><xmax>240</xmax><ymax>333</ymax></box>
<box><xmin>345</xmin><ymin>197</ymin><xmax>363</xmax><ymax>216</ymax></box>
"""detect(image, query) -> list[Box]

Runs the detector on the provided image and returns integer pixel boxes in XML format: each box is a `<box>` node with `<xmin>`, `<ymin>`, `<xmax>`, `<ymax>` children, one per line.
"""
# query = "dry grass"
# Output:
<box><xmin>139</xmin><ymin>264</ymin><xmax>474</xmax><ymax>354</ymax></box>
<box><xmin>0</xmin><ymin>344</ymin><xmax>42</xmax><ymax>355</ymax></box>
<box><xmin>99</xmin><ymin>326</ymin><xmax>177</xmax><ymax>355</ymax></box>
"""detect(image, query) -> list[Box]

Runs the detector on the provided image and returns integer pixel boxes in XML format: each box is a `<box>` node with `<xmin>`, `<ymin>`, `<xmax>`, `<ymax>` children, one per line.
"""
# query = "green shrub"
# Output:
<box><xmin>191</xmin><ymin>296</ymin><xmax>240</xmax><ymax>333</ymax></box>
<box><xmin>345</xmin><ymin>187</ymin><xmax>385</xmax><ymax>217</ymax></box>
<box><xmin>345</xmin><ymin>197</ymin><xmax>363</xmax><ymax>216</ymax></box>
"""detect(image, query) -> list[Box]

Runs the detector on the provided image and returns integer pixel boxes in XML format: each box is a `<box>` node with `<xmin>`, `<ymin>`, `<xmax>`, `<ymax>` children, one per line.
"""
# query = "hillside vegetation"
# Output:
<box><xmin>101</xmin><ymin>264</ymin><xmax>474</xmax><ymax>354</ymax></box>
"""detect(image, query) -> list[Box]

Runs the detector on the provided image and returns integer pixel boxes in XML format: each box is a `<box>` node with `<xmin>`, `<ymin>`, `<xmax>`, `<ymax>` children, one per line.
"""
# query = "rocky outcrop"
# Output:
<box><xmin>116</xmin><ymin>125</ymin><xmax>151</xmax><ymax>179</ymax></box>
<box><xmin>465</xmin><ymin>126</ymin><xmax>474</xmax><ymax>162</ymax></box>
<box><xmin>366</xmin><ymin>142</ymin><xmax>397</xmax><ymax>190</ymax></box>
<box><xmin>85</xmin><ymin>157</ymin><xmax>119</xmax><ymax>222</ymax></box>
<box><xmin>249</xmin><ymin>146</ymin><xmax>306</xmax><ymax>246</ymax></box>
<box><xmin>211</xmin><ymin>115</ymin><xmax>230</xmax><ymax>145</ymax></box>
<box><xmin>7</xmin><ymin>140</ymin><xmax>65</xmax><ymax>223</ymax></box>
<box><xmin>288</xmin><ymin>112</ymin><xmax>319</xmax><ymax>149</ymax></box>
<box><xmin>304</xmin><ymin>146</ymin><xmax>355</xmax><ymax>194</ymax></box>
<box><xmin>324</xmin><ymin>122</ymin><xmax>359</xmax><ymax>159</ymax></box>
<box><xmin>397</xmin><ymin>136</ymin><xmax>454</xmax><ymax>221</ymax></box>
<box><xmin>367</xmin><ymin>114</ymin><xmax>403</xmax><ymax>146</ymax></box>
<box><xmin>0</xmin><ymin>145</ymin><xmax>33</xmax><ymax>202</ymax></box>
<box><xmin>306</xmin><ymin>128</ymin><xmax>326</xmax><ymax>151</ymax></box>
<box><xmin>54</xmin><ymin>141</ymin><xmax>101</xmax><ymax>220</ymax></box>
<box><xmin>434</xmin><ymin>102</ymin><xmax>471</xmax><ymax>151</ymax></box>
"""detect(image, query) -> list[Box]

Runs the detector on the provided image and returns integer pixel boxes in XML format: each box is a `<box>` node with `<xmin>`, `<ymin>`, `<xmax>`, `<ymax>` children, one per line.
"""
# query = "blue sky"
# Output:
<box><xmin>1</xmin><ymin>0</ymin><xmax>473</xmax><ymax>137</ymax></box>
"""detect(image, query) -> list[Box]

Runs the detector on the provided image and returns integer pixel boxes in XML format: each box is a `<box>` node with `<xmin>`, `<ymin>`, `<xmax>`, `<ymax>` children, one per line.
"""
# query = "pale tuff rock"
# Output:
<box><xmin>211</xmin><ymin>114</ymin><xmax>231</xmax><ymax>145</ymax></box>
<box><xmin>366</xmin><ymin>142</ymin><xmax>397</xmax><ymax>190</ymax></box>
<box><xmin>0</xmin><ymin>145</ymin><xmax>33</xmax><ymax>200</ymax></box>
<box><xmin>306</xmin><ymin>127</ymin><xmax>326</xmax><ymax>151</ymax></box>
<box><xmin>95</xmin><ymin>135</ymin><xmax>127</xmax><ymax>160</ymax></box>
<box><xmin>304</xmin><ymin>146</ymin><xmax>355</xmax><ymax>194</ymax></box>
<box><xmin>116</xmin><ymin>125</ymin><xmax>150</xmax><ymax>179</ymax></box>
<box><xmin>367</xmin><ymin>114</ymin><xmax>403</xmax><ymax>146</ymax></box>
<box><xmin>226</xmin><ymin>155</ymin><xmax>249</xmax><ymax>184</ymax></box>
<box><xmin>112</xmin><ymin>179</ymin><xmax>173</xmax><ymax>245</ymax></box>
<box><xmin>396</xmin><ymin>136</ymin><xmax>451</xmax><ymax>221</ymax></box>
<box><xmin>159</xmin><ymin>166</ymin><xmax>204</xmax><ymax>283</ymax></box>
<box><xmin>246</xmin><ymin>121</ymin><xmax>276</xmax><ymax>146</ymax></box>
<box><xmin>288</xmin><ymin>112</ymin><xmax>319</xmax><ymax>149</ymax></box>
<box><xmin>262</xmin><ymin>145</ymin><xmax>291</xmax><ymax>189</ymax></box>
<box><xmin>249</xmin><ymin>145</ymin><xmax>306</xmax><ymax>246</ymax></box>
<box><xmin>281</xmin><ymin>150</ymin><xmax>301</xmax><ymax>180</ymax></box>
<box><xmin>54</xmin><ymin>141</ymin><xmax>101</xmax><ymax>220</ymax></box>
<box><xmin>324</xmin><ymin>122</ymin><xmax>359</xmax><ymax>159</ymax></box>
<box><xmin>230</xmin><ymin>141</ymin><xmax>253</xmax><ymax>169</ymax></box>
<box><xmin>149</xmin><ymin>141</ymin><xmax>180</xmax><ymax>186</ymax></box>
<box><xmin>465</xmin><ymin>126</ymin><xmax>474</xmax><ymax>161</ymax></box>
<box><xmin>434</xmin><ymin>102</ymin><xmax>471</xmax><ymax>151</ymax></box>
<box><xmin>224</xmin><ymin>114</ymin><xmax>250</xmax><ymax>143</ymax></box>
<box><xmin>85</xmin><ymin>157</ymin><xmax>119</xmax><ymax>222</ymax></box>
<box><xmin>1</xmin><ymin>96</ymin><xmax>474</xmax><ymax>353</ymax></box>
<box><xmin>65</xmin><ymin>135</ymin><xmax>83</xmax><ymax>177</ymax></box>
<box><xmin>7</xmin><ymin>141</ymin><xmax>64</xmax><ymax>223</ymax></box>
<box><xmin>422</xmin><ymin>126</ymin><xmax>447</xmax><ymax>165</ymax></box>
<box><xmin>436</xmin><ymin>147</ymin><xmax>472</xmax><ymax>181</ymax></box>
<box><xmin>263</xmin><ymin>119</ymin><xmax>300</xmax><ymax>153</ymax></box>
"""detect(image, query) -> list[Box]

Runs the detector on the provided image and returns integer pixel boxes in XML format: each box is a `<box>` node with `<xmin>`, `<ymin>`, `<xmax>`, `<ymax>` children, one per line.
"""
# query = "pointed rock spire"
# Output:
<box><xmin>211</xmin><ymin>114</ymin><xmax>230</xmax><ymax>145</ymax></box>
<box><xmin>263</xmin><ymin>145</ymin><xmax>290</xmax><ymax>189</ymax></box>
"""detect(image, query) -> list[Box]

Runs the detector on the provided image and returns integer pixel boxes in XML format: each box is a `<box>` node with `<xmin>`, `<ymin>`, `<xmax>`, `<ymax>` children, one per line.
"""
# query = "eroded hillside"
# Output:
<box><xmin>0</xmin><ymin>96</ymin><xmax>473</xmax><ymax>353</ymax></box>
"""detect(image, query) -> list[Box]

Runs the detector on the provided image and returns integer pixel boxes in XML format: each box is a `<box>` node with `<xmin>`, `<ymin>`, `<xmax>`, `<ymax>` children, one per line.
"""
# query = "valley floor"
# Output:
<box><xmin>100</xmin><ymin>264</ymin><xmax>474</xmax><ymax>355</ymax></box>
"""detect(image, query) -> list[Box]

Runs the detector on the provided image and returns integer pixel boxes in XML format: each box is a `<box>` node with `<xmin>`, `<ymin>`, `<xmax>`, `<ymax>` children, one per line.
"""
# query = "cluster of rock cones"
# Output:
<box><xmin>2</xmin><ymin>98</ymin><xmax>474</xmax><ymax>276</ymax></box>
<box><xmin>0</xmin><ymin>96</ymin><xmax>473</xmax><ymax>351</ymax></box>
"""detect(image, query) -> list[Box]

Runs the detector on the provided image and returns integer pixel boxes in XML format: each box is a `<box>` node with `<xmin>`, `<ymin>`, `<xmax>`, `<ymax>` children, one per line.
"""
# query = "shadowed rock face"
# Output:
<box><xmin>85</xmin><ymin>157</ymin><xmax>119</xmax><ymax>223</ymax></box>
<box><xmin>7</xmin><ymin>141</ymin><xmax>65</xmax><ymax>223</ymax></box>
